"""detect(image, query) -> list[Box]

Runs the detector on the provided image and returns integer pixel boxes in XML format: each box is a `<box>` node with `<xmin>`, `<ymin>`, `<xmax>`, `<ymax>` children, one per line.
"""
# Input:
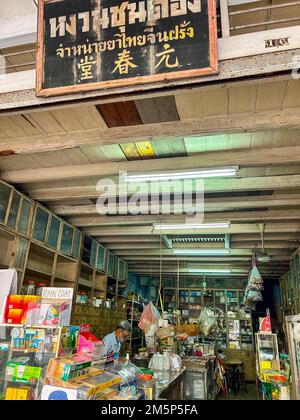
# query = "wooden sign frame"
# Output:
<box><xmin>36</xmin><ymin>0</ymin><xmax>218</xmax><ymax>97</ymax></box>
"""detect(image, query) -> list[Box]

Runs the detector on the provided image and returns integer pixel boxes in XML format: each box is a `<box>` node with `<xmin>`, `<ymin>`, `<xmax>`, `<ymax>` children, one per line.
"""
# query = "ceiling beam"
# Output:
<box><xmin>84</xmin><ymin>222</ymin><xmax>300</xmax><ymax>236</ymax></box>
<box><xmin>29</xmin><ymin>174</ymin><xmax>300</xmax><ymax>201</ymax></box>
<box><xmin>3</xmin><ymin>107</ymin><xmax>300</xmax><ymax>155</ymax></box>
<box><xmin>111</xmin><ymin>247</ymin><xmax>295</xmax><ymax>256</ymax></box>
<box><xmin>52</xmin><ymin>194</ymin><xmax>300</xmax><ymax>216</ymax></box>
<box><xmin>69</xmin><ymin>210</ymin><xmax>300</xmax><ymax>227</ymax></box>
<box><xmin>4</xmin><ymin>145</ymin><xmax>300</xmax><ymax>183</ymax></box>
<box><xmin>123</xmin><ymin>256</ymin><xmax>291</xmax><ymax>262</ymax></box>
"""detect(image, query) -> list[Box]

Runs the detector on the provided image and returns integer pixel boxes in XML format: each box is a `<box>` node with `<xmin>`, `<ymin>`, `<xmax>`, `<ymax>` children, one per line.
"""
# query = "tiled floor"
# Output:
<box><xmin>218</xmin><ymin>383</ymin><xmax>259</xmax><ymax>400</ymax></box>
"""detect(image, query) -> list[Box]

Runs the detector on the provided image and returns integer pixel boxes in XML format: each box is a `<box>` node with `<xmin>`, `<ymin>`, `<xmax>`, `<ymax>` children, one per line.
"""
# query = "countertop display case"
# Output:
<box><xmin>285</xmin><ymin>315</ymin><xmax>300</xmax><ymax>400</ymax></box>
<box><xmin>0</xmin><ymin>324</ymin><xmax>78</xmax><ymax>400</ymax></box>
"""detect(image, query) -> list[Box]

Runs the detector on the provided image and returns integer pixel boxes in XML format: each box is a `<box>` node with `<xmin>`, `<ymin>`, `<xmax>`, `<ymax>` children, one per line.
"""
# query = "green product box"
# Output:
<box><xmin>61</xmin><ymin>361</ymin><xmax>91</xmax><ymax>381</ymax></box>
<box><xmin>12</xmin><ymin>365</ymin><xmax>42</xmax><ymax>384</ymax></box>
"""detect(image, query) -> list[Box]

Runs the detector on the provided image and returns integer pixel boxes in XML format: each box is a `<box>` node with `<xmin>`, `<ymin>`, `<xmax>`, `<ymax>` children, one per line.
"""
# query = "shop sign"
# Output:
<box><xmin>36</xmin><ymin>0</ymin><xmax>218</xmax><ymax>96</ymax></box>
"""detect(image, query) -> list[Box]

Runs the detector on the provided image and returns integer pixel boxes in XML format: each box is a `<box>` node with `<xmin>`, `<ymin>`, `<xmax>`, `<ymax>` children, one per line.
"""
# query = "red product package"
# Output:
<box><xmin>4</xmin><ymin>295</ymin><xmax>24</xmax><ymax>323</ymax></box>
<box><xmin>7</xmin><ymin>308</ymin><xmax>23</xmax><ymax>324</ymax></box>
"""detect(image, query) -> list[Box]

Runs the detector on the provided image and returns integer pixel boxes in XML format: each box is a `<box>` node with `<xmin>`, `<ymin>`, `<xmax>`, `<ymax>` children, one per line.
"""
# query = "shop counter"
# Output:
<box><xmin>182</xmin><ymin>356</ymin><xmax>218</xmax><ymax>400</ymax></box>
<box><xmin>153</xmin><ymin>368</ymin><xmax>186</xmax><ymax>400</ymax></box>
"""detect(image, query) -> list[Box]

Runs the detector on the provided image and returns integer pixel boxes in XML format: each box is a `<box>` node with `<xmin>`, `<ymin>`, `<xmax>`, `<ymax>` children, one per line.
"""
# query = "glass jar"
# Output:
<box><xmin>23</xmin><ymin>280</ymin><xmax>36</xmax><ymax>295</ymax></box>
<box><xmin>36</xmin><ymin>282</ymin><xmax>46</xmax><ymax>296</ymax></box>
<box><xmin>137</xmin><ymin>374</ymin><xmax>156</xmax><ymax>400</ymax></box>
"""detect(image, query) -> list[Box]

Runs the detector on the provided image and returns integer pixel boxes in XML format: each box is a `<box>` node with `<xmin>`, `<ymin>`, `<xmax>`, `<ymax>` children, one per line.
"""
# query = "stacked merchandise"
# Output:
<box><xmin>2</xmin><ymin>288</ymin><xmax>73</xmax><ymax>327</ymax></box>
<box><xmin>0</xmin><ymin>324</ymin><xmax>79</xmax><ymax>400</ymax></box>
<box><xmin>42</xmin><ymin>356</ymin><xmax>123</xmax><ymax>400</ymax></box>
<box><xmin>155</xmin><ymin>322</ymin><xmax>177</xmax><ymax>353</ymax></box>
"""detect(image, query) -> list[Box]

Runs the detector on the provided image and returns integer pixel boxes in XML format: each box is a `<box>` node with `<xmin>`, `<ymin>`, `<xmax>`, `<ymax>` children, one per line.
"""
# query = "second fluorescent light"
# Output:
<box><xmin>153</xmin><ymin>222</ymin><xmax>230</xmax><ymax>230</ymax></box>
<box><xmin>125</xmin><ymin>167</ymin><xmax>238</xmax><ymax>182</ymax></box>
<box><xmin>173</xmin><ymin>249</ymin><xmax>230</xmax><ymax>255</ymax></box>
<box><xmin>188</xmin><ymin>269</ymin><xmax>231</xmax><ymax>274</ymax></box>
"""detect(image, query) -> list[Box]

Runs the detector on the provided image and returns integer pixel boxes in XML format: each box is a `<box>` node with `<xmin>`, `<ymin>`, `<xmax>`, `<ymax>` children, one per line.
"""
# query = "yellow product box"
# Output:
<box><xmin>5</xmin><ymin>386</ymin><xmax>30</xmax><ymax>400</ymax></box>
<box><xmin>260</xmin><ymin>361</ymin><xmax>272</xmax><ymax>372</ymax></box>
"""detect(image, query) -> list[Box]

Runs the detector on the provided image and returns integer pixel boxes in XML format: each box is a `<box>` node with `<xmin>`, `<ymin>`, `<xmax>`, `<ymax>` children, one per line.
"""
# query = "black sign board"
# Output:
<box><xmin>36</xmin><ymin>0</ymin><xmax>218</xmax><ymax>97</ymax></box>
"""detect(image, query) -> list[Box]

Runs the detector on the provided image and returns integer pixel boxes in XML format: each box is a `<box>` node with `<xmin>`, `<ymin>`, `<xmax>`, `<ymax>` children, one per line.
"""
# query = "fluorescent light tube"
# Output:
<box><xmin>173</xmin><ymin>249</ymin><xmax>230</xmax><ymax>255</ymax></box>
<box><xmin>125</xmin><ymin>167</ymin><xmax>238</xmax><ymax>182</ymax></box>
<box><xmin>188</xmin><ymin>269</ymin><xmax>231</xmax><ymax>274</ymax></box>
<box><xmin>153</xmin><ymin>222</ymin><xmax>230</xmax><ymax>230</ymax></box>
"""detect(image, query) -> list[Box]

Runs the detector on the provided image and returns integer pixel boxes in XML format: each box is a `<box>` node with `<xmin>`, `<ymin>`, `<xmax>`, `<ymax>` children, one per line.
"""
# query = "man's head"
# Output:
<box><xmin>115</xmin><ymin>320</ymin><xmax>132</xmax><ymax>343</ymax></box>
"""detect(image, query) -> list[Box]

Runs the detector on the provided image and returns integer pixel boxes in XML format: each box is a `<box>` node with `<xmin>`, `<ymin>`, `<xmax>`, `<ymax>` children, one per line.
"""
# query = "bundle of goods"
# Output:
<box><xmin>197</xmin><ymin>307</ymin><xmax>217</xmax><ymax>337</ymax></box>
<box><xmin>243</xmin><ymin>265</ymin><xmax>264</xmax><ymax>310</ymax></box>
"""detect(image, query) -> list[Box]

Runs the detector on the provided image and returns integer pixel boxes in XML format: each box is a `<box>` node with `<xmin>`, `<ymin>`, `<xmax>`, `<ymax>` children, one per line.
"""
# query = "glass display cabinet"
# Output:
<box><xmin>17</xmin><ymin>197</ymin><xmax>33</xmax><ymax>236</ymax></box>
<box><xmin>0</xmin><ymin>324</ymin><xmax>76</xmax><ymax>400</ymax></box>
<box><xmin>7</xmin><ymin>191</ymin><xmax>21</xmax><ymax>231</ymax></box>
<box><xmin>96</xmin><ymin>244</ymin><xmax>106</xmax><ymax>272</ymax></box>
<box><xmin>60</xmin><ymin>223</ymin><xmax>74</xmax><ymax>256</ymax></box>
<box><xmin>255</xmin><ymin>333</ymin><xmax>280</xmax><ymax>376</ymax></box>
<box><xmin>46</xmin><ymin>215</ymin><xmax>61</xmax><ymax>250</ymax></box>
<box><xmin>32</xmin><ymin>206</ymin><xmax>50</xmax><ymax>243</ymax></box>
<box><xmin>285</xmin><ymin>315</ymin><xmax>300</xmax><ymax>400</ymax></box>
<box><xmin>106</xmin><ymin>251</ymin><xmax>114</xmax><ymax>277</ymax></box>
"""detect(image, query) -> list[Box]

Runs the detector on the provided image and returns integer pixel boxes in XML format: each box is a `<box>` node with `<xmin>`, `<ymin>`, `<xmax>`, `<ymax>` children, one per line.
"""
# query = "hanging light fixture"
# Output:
<box><xmin>124</xmin><ymin>167</ymin><xmax>239</xmax><ymax>182</ymax></box>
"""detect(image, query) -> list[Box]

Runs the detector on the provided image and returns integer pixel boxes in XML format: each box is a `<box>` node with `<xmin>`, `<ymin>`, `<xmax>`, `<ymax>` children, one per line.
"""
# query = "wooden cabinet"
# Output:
<box><xmin>96</xmin><ymin>244</ymin><xmax>106</xmax><ymax>271</ymax></box>
<box><xmin>59</xmin><ymin>222</ymin><xmax>74</xmax><ymax>256</ymax></box>
<box><xmin>18</xmin><ymin>197</ymin><xmax>33</xmax><ymax>236</ymax></box>
<box><xmin>0</xmin><ymin>228</ymin><xmax>16</xmax><ymax>269</ymax></box>
<box><xmin>0</xmin><ymin>182</ymin><xmax>12</xmax><ymax>224</ymax></box>
<box><xmin>72</xmin><ymin>229</ymin><xmax>82</xmax><ymax>259</ymax></box>
<box><xmin>32</xmin><ymin>205</ymin><xmax>50</xmax><ymax>243</ymax></box>
<box><xmin>107</xmin><ymin>251</ymin><xmax>114</xmax><ymax>276</ymax></box>
<box><xmin>46</xmin><ymin>215</ymin><xmax>61</xmax><ymax>249</ymax></box>
<box><xmin>0</xmin><ymin>180</ymin><xmax>128</xmax><ymax>302</ymax></box>
<box><xmin>7</xmin><ymin>190</ymin><xmax>21</xmax><ymax>230</ymax></box>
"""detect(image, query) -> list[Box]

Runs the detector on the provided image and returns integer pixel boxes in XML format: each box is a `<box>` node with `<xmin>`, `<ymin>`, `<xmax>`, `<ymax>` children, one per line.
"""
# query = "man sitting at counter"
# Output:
<box><xmin>103</xmin><ymin>320</ymin><xmax>132</xmax><ymax>361</ymax></box>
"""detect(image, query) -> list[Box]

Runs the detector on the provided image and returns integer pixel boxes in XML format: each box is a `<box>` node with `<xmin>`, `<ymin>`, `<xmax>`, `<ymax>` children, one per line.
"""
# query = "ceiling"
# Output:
<box><xmin>1</xmin><ymin>75</ymin><xmax>300</xmax><ymax>282</ymax></box>
<box><xmin>1</xmin><ymin>0</ymin><xmax>300</xmax><ymax>283</ymax></box>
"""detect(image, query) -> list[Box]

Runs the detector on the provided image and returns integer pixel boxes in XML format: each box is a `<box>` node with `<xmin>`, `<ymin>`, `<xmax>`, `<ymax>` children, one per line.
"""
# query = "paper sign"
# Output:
<box><xmin>41</xmin><ymin>385</ymin><xmax>77</xmax><ymax>400</ymax></box>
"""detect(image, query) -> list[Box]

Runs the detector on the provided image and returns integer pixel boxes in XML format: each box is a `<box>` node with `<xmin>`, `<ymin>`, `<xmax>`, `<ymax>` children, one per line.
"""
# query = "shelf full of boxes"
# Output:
<box><xmin>163</xmin><ymin>287</ymin><xmax>254</xmax><ymax>352</ymax></box>
<box><xmin>0</xmin><ymin>180</ymin><xmax>128</xmax><ymax>339</ymax></box>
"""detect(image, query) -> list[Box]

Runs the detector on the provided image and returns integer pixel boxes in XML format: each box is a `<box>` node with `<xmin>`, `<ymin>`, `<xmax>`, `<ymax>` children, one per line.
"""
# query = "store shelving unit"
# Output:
<box><xmin>0</xmin><ymin>180</ymin><xmax>128</xmax><ymax>322</ymax></box>
<box><xmin>163</xmin><ymin>287</ymin><xmax>254</xmax><ymax>351</ymax></box>
<box><xmin>126</xmin><ymin>298</ymin><xmax>145</xmax><ymax>353</ymax></box>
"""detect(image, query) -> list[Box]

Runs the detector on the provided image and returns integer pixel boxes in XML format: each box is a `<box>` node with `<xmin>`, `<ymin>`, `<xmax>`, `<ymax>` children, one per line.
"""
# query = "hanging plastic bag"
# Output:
<box><xmin>138</xmin><ymin>302</ymin><xmax>160</xmax><ymax>333</ymax></box>
<box><xmin>249</xmin><ymin>266</ymin><xmax>263</xmax><ymax>284</ymax></box>
<box><xmin>245</xmin><ymin>289</ymin><xmax>263</xmax><ymax>302</ymax></box>
<box><xmin>198</xmin><ymin>307</ymin><xmax>216</xmax><ymax>337</ymax></box>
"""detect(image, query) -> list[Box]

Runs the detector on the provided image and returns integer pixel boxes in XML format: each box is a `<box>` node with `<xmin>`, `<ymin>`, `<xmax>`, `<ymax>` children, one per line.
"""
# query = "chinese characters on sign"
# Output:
<box><xmin>36</xmin><ymin>0</ymin><xmax>218</xmax><ymax>96</ymax></box>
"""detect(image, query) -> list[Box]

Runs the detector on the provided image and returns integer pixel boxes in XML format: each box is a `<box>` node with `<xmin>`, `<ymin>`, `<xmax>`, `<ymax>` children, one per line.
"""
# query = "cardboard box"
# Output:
<box><xmin>156</xmin><ymin>326</ymin><xmax>175</xmax><ymax>339</ymax></box>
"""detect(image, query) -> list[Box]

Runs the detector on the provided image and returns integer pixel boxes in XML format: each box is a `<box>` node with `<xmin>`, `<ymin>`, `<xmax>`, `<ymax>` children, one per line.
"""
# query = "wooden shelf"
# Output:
<box><xmin>25</xmin><ymin>267</ymin><xmax>52</xmax><ymax>278</ymax></box>
<box><xmin>78</xmin><ymin>279</ymin><xmax>93</xmax><ymax>288</ymax></box>
<box><xmin>54</xmin><ymin>276</ymin><xmax>76</xmax><ymax>283</ymax></box>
